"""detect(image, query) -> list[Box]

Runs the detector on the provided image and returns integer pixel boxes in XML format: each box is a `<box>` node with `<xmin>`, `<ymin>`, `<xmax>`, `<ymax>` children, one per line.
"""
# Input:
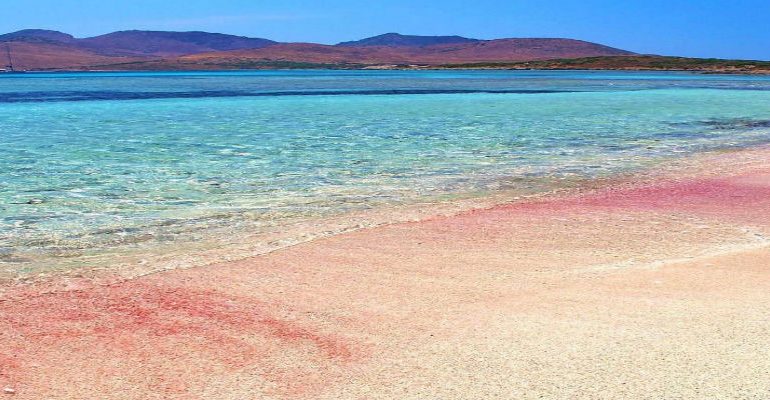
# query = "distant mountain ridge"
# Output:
<box><xmin>77</xmin><ymin>31</ymin><xmax>277</xmax><ymax>56</ymax></box>
<box><xmin>180</xmin><ymin>38</ymin><xmax>633</xmax><ymax>68</ymax></box>
<box><xmin>0</xmin><ymin>29</ymin><xmax>76</xmax><ymax>44</ymax></box>
<box><xmin>0</xmin><ymin>29</ymin><xmax>276</xmax><ymax>57</ymax></box>
<box><xmin>0</xmin><ymin>29</ymin><xmax>636</xmax><ymax>71</ymax></box>
<box><xmin>337</xmin><ymin>33</ymin><xmax>479</xmax><ymax>47</ymax></box>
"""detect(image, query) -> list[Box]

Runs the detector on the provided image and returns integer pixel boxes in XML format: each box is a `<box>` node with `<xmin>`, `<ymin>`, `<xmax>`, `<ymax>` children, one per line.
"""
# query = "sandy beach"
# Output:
<box><xmin>2</xmin><ymin>146</ymin><xmax>770</xmax><ymax>399</ymax></box>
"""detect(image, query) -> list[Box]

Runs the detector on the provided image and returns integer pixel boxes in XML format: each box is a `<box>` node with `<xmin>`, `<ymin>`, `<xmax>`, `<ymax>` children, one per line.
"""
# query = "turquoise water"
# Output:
<box><xmin>2</xmin><ymin>70</ymin><xmax>770</xmax><ymax>276</ymax></box>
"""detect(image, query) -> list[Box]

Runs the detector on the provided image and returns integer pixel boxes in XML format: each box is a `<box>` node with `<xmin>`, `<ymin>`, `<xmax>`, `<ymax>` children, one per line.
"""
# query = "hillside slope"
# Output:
<box><xmin>176</xmin><ymin>38</ymin><xmax>634</xmax><ymax>66</ymax></box>
<box><xmin>0</xmin><ymin>41</ymin><xmax>145</xmax><ymax>70</ymax></box>
<box><xmin>337</xmin><ymin>33</ymin><xmax>478</xmax><ymax>47</ymax></box>
<box><xmin>0</xmin><ymin>30</ymin><xmax>639</xmax><ymax>70</ymax></box>
<box><xmin>78</xmin><ymin>30</ymin><xmax>277</xmax><ymax>56</ymax></box>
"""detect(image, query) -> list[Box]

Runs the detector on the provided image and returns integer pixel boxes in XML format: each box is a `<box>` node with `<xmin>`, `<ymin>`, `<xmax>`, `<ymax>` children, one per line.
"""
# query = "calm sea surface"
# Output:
<box><xmin>2</xmin><ymin>70</ymin><xmax>770</xmax><ymax>277</ymax></box>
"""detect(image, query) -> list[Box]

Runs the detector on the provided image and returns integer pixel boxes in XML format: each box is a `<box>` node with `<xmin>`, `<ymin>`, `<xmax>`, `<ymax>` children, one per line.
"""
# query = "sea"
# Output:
<box><xmin>2</xmin><ymin>70</ymin><xmax>770</xmax><ymax>279</ymax></box>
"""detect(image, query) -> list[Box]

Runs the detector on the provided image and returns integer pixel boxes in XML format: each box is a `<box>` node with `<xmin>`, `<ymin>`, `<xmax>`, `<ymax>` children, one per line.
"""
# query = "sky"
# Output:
<box><xmin>2</xmin><ymin>0</ymin><xmax>769</xmax><ymax>60</ymax></box>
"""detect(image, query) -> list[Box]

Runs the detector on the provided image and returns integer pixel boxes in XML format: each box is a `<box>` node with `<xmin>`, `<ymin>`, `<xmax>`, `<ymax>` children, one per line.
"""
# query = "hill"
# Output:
<box><xmin>1</xmin><ymin>31</ymin><xmax>635</xmax><ymax>70</ymax></box>
<box><xmin>0</xmin><ymin>41</ymin><xmax>144</xmax><ymax>71</ymax></box>
<box><xmin>0</xmin><ymin>29</ymin><xmax>76</xmax><ymax>43</ymax></box>
<box><xmin>21</xmin><ymin>29</ymin><xmax>763</xmax><ymax>73</ymax></box>
<box><xmin>0</xmin><ymin>29</ymin><xmax>277</xmax><ymax>60</ymax></box>
<box><xmin>77</xmin><ymin>30</ymin><xmax>276</xmax><ymax>56</ymax></box>
<box><xmin>337</xmin><ymin>33</ymin><xmax>478</xmax><ymax>47</ymax></box>
<box><xmin>167</xmin><ymin>38</ymin><xmax>633</xmax><ymax>68</ymax></box>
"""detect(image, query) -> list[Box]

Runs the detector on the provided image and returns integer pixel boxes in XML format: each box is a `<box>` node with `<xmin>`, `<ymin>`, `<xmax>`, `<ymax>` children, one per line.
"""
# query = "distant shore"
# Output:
<box><xmin>6</xmin><ymin>55</ymin><xmax>770</xmax><ymax>75</ymax></box>
<box><xmin>431</xmin><ymin>56</ymin><xmax>770</xmax><ymax>75</ymax></box>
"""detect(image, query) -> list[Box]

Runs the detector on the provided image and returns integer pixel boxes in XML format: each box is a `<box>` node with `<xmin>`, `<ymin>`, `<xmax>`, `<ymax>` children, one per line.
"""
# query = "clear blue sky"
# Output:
<box><xmin>3</xmin><ymin>0</ymin><xmax>769</xmax><ymax>60</ymax></box>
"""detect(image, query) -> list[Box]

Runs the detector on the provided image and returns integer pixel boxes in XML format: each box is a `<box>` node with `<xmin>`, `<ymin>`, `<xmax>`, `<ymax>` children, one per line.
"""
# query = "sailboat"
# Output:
<box><xmin>2</xmin><ymin>43</ymin><xmax>25</xmax><ymax>74</ymax></box>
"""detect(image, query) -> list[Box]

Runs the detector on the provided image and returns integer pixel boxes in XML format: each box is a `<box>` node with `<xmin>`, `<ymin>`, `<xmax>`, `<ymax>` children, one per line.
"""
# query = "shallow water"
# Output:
<box><xmin>2</xmin><ymin>70</ymin><xmax>770</xmax><ymax>277</ymax></box>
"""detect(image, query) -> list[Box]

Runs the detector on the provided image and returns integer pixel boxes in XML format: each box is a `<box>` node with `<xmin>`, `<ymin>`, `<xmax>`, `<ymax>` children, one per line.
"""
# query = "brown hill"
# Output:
<box><xmin>1</xmin><ymin>41</ymin><xmax>146</xmax><ymax>70</ymax></box>
<box><xmin>78</xmin><ymin>30</ymin><xmax>277</xmax><ymax>57</ymax></box>
<box><xmin>0</xmin><ymin>29</ymin><xmax>277</xmax><ymax>64</ymax></box>
<box><xmin>0</xmin><ymin>29</ymin><xmax>76</xmax><ymax>43</ymax></box>
<box><xmin>337</xmin><ymin>33</ymin><xmax>479</xmax><ymax>47</ymax></box>
<box><xmin>179</xmin><ymin>43</ymin><xmax>413</xmax><ymax>65</ymax></box>
<box><xmin>178</xmin><ymin>38</ymin><xmax>633</xmax><ymax>67</ymax></box>
<box><xmin>418</xmin><ymin>38</ymin><xmax>632</xmax><ymax>62</ymax></box>
<box><xmin>1</xmin><ymin>29</ymin><xmax>635</xmax><ymax>70</ymax></box>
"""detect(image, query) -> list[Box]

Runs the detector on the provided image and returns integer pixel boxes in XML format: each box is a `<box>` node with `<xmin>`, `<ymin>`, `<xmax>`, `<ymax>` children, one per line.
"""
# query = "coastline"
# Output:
<box><xmin>2</xmin><ymin>144</ymin><xmax>770</xmax><ymax>398</ymax></box>
<box><xmin>4</xmin><ymin>142</ymin><xmax>767</xmax><ymax>287</ymax></box>
<box><xmin>8</xmin><ymin>56</ymin><xmax>770</xmax><ymax>75</ymax></box>
<box><xmin>11</xmin><ymin>66</ymin><xmax>770</xmax><ymax>75</ymax></box>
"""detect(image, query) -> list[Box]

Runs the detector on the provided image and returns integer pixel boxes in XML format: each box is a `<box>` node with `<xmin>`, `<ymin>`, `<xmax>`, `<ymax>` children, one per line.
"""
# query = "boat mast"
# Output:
<box><xmin>4</xmin><ymin>43</ymin><xmax>14</xmax><ymax>72</ymax></box>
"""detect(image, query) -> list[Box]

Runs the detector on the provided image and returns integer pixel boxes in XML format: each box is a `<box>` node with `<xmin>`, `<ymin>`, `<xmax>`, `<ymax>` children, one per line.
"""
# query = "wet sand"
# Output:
<box><xmin>2</xmin><ymin>147</ymin><xmax>770</xmax><ymax>399</ymax></box>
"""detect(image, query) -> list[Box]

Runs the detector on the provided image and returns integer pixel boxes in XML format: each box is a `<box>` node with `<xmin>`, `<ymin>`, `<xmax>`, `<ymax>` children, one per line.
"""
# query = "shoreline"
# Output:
<box><xmin>5</xmin><ymin>143</ymin><xmax>768</xmax><ymax>288</ymax></box>
<box><xmin>2</xmin><ymin>144</ymin><xmax>770</xmax><ymax>398</ymax></box>
<box><xmin>9</xmin><ymin>68</ymin><xmax>770</xmax><ymax>76</ymax></box>
<box><xmin>4</xmin><ymin>143</ymin><xmax>770</xmax><ymax>285</ymax></box>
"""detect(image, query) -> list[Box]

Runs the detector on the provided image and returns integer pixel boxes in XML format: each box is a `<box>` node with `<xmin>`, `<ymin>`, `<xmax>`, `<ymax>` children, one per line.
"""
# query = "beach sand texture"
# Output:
<box><xmin>2</xmin><ymin>148</ymin><xmax>770</xmax><ymax>399</ymax></box>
